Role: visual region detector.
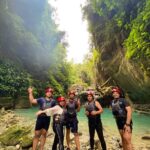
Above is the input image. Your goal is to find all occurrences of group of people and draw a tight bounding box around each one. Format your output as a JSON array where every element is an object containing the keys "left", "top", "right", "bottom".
[{"left": 28, "top": 86, "right": 133, "bottom": 150}]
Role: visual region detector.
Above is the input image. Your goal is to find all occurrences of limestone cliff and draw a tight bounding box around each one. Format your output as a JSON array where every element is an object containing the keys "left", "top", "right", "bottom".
[{"left": 83, "top": 0, "right": 150, "bottom": 103}]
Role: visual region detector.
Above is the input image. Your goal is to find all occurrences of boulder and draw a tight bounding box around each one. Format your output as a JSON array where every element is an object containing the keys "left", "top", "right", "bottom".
[
  {"left": 0, "top": 107, "right": 5, "bottom": 114},
  {"left": 15, "top": 144, "right": 21, "bottom": 149},
  {"left": 21, "top": 135, "right": 33, "bottom": 148},
  {"left": 0, "top": 125, "right": 32, "bottom": 147},
  {"left": 0, "top": 97, "right": 13, "bottom": 109}
]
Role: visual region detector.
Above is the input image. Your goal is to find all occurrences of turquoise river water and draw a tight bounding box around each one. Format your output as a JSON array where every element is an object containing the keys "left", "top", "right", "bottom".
[{"left": 15, "top": 107, "right": 150, "bottom": 136}]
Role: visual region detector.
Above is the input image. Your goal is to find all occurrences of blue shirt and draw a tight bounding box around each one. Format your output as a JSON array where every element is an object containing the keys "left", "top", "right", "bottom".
[{"left": 37, "top": 97, "right": 56, "bottom": 110}]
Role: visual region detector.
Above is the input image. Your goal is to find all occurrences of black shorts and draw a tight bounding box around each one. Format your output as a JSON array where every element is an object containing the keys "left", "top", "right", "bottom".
[
  {"left": 116, "top": 118, "right": 133, "bottom": 130},
  {"left": 35, "top": 116, "right": 50, "bottom": 131},
  {"left": 66, "top": 119, "right": 78, "bottom": 133}
]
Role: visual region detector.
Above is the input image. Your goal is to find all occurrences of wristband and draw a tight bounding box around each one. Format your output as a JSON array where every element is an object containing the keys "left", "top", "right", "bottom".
[{"left": 126, "top": 123, "right": 130, "bottom": 126}]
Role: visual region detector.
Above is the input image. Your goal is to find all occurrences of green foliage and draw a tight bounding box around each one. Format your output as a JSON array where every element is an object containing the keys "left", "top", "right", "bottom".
[
  {"left": 0, "top": 59, "right": 32, "bottom": 97},
  {"left": 83, "top": 0, "right": 147, "bottom": 51},
  {"left": 0, "top": 0, "right": 72, "bottom": 97},
  {"left": 93, "top": 49, "right": 100, "bottom": 63},
  {"left": 67, "top": 53, "right": 95, "bottom": 88},
  {"left": 46, "top": 43, "right": 71, "bottom": 95},
  {"left": 83, "top": 0, "right": 149, "bottom": 73},
  {"left": 83, "top": 0, "right": 150, "bottom": 102},
  {"left": 124, "top": 0, "right": 150, "bottom": 72},
  {"left": 48, "top": 61, "right": 72, "bottom": 95}
]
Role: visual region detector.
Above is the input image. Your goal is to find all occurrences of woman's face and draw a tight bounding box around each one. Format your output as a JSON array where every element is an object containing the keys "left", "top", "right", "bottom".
[
  {"left": 87, "top": 94, "right": 93, "bottom": 102},
  {"left": 112, "top": 92, "right": 120, "bottom": 99},
  {"left": 59, "top": 100, "right": 66, "bottom": 106}
]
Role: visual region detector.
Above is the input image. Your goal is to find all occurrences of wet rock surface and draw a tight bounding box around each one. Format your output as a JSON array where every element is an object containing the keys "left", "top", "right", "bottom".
[{"left": 133, "top": 104, "right": 150, "bottom": 114}]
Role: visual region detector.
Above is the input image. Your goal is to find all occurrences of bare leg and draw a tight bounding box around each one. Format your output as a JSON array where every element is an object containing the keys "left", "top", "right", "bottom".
[
  {"left": 40, "top": 129, "right": 47, "bottom": 150},
  {"left": 123, "top": 129, "right": 132, "bottom": 150},
  {"left": 32, "top": 130, "right": 41, "bottom": 150},
  {"left": 66, "top": 128, "right": 70, "bottom": 149},
  {"left": 119, "top": 129, "right": 132, "bottom": 150},
  {"left": 119, "top": 130, "right": 126, "bottom": 150},
  {"left": 74, "top": 133, "right": 80, "bottom": 150}
]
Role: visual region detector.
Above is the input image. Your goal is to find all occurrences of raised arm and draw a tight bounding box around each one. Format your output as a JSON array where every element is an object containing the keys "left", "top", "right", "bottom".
[{"left": 28, "top": 87, "right": 37, "bottom": 105}]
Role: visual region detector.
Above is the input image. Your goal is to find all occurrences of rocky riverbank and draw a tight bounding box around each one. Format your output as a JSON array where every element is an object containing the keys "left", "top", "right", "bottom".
[
  {"left": 0, "top": 108, "right": 150, "bottom": 150},
  {"left": 133, "top": 104, "right": 150, "bottom": 115}
]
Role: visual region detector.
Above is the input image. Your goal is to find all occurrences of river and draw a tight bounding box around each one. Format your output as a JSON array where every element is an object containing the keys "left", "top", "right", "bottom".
[
  {"left": 15, "top": 107, "right": 150, "bottom": 136},
  {"left": 15, "top": 107, "right": 150, "bottom": 149}
]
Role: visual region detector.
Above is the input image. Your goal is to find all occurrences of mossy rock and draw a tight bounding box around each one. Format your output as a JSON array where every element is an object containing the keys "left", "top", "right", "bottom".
[
  {"left": 21, "top": 135, "right": 33, "bottom": 148},
  {"left": 0, "top": 125, "right": 32, "bottom": 146},
  {"left": 15, "top": 96, "right": 31, "bottom": 109},
  {"left": 0, "top": 97, "right": 13, "bottom": 109}
]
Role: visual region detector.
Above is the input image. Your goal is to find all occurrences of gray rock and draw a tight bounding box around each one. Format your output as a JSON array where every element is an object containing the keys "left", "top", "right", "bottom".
[
  {"left": 6, "top": 110, "right": 14, "bottom": 113},
  {"left": 16, "top": 144, "right": 21, "bottom": 150},
  {"left": 1, "top": 107, "right": 5, "bottom": 114},
  {"left": 142, "top": 136, "right": 150, "bottom": 140}
]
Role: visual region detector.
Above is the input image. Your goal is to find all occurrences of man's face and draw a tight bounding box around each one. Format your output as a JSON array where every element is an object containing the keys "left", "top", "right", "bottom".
[
  {"left": 45, "top": 91, "right": 52, "bottom": 98},
  {"left": 87, "top": 95, "right": 93, "bottom": 102},
  {"left": 69, "top": 93, "right": 75, "bottom": 99},
  {"left": 112, "top": 92, "right": 120, "bottom": 99}
]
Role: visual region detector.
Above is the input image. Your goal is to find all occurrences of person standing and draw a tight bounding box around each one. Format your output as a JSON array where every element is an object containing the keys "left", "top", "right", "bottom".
[
  {"left": 28, "top": 87, "right": 56, "bottom": 150},
  {"left": 66, "top": 90, "right": 80, "bottom": 150},
  {"left": 85, "top": 91, "right": 106, "bottom": 150},
  {"left": 111, "top": 87, "right": 133, "bottom": 150},
  {"left": 36, "top": 96, "right": 67, "bottom": 150}
]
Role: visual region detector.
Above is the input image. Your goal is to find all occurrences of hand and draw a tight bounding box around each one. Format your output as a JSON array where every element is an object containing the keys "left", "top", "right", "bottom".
[
  {"left": 28, "top": 87, "right": 33, "bottom": 94},
  {"left": 36, "top": 110, "right": 43, "bottom": 116},
  {"left": 90, "top": 111, "right": 97, "bottom": 115},
  {"left": 85, "top": 111, "right": 89, "bottom": 116},
  {"left": 123, "top": 124, "right": 131, "bottom": 133}
]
